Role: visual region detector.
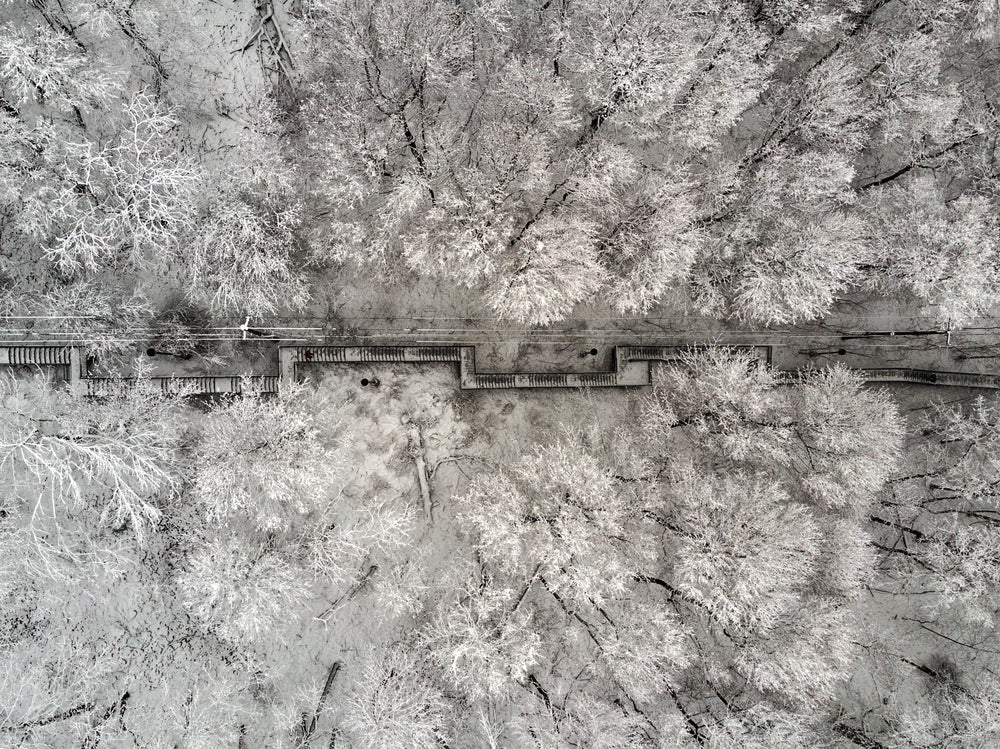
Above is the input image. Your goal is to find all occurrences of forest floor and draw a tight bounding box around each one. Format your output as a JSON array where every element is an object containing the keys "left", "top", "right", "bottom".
[
  {"left": 250, "top": 363, "right": 634, "bottom": 743},
  {"left": 838, "top": 382, "right": 1000, "bottom": 740},
  {"left": 278, "top": 365, "right": 997, "bottom": 745}
]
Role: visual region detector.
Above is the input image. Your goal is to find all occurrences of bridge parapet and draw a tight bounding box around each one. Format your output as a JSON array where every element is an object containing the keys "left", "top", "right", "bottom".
[{"left": 4, "top": 343, "right": 1000, "bottom": 394}]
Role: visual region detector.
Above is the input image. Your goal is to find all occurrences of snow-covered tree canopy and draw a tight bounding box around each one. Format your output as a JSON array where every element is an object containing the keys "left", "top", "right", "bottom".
[{"left": 299, "top": 0, "right": 1000, "bottom": 325}]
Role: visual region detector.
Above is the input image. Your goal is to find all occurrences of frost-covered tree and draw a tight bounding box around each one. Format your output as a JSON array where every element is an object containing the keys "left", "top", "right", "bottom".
[
  {"left": 1, "top": 0, "right": 307, "bottom": 332},
  {"left": 421, "top": 573, "right": 544, "bottom": 706},
  {"left": 864, "top": 177, "right": 1000, "bottom": 326},
  {"left": 690, "top": 0, "right": 1000, "bottom": 324},
  {"left": 631, "top": 350, "right": 902, "bottom": 724},
  {"left": 879, "top": 395, "right": 1000, "bottom": 627},
  {"left": 191, "top": 383, "right": 340, "bottom": 531},
  {"left": 337, "top": 648, "right": 449, "bottom": 749},
  {"left": 441, "top": 436, "right": 681, "bottom": 739},
  {"left": 729, "top": 600, "right": 856, "bottom": 708},
  {"left": 0, "top": 486, "right": 258, "bottom": 749},
  {"left": 181, "top": 381, "right": 413, "bottom": 653},
  {"left": 586, "top": 157, "right": 703, "bottom": 315},
  {"left": 893, "top": 677, "right": 1000, "bottom": 749},
  {"left": 694, "top": 147, "right": 871, "bottom": 324},
  {"left": 176, "top": 529, "right": 313, "bottom": 649},
  {"left": 484, "top": 214, "right": 607, "bottom": 327},
  {"left": 0, "top": 21, "right": 120, "bottom": 122},
  {"left": 298, "top": 0, "right": 768, "bottom": 324},
  {"left": 435, "top": 353, "right": 902, "bottom": 740},
  {"left": 664, "top": 469, "right": 821, "bottom": 634},
  {"left": 786, "top": 364, "right": 905, "bottom": 513},
  {"left": 458, "top": 440, "right": 652, "bottom": 608},
  {"left": 0, "top": 16, "right": 202, "bottom": 271},
  {"left": 0, "top": 373, "right": 186, "bottom": 546},
  {"left": 509, "top": 692, "right": 652, "bottom": 749},
  {"left": 184, "top": 110, "right": 308, "bottom": 318},
  {"left": 26, "top": 94, "right": 202, "bottom": 276},
  {"left": 0, "top": 611, "right": 126, "bottom": 747},
  {"left": 828, "top": 387, "right": 1000, "bottom": 749},
  {"left": 4, "top": 0, "right": 227, "bottom": 106},
  {"left": 642, "top": 349, "right": 902, "bottom": 516},
  {"left": 702, "top": 704, "right": 842, "bottom": 749},
  {"left": 0, "top": 22, "right": 206, "bottom": 346},
  {"left": 870, "top": 32, "right": 963, "bottom": 150}
]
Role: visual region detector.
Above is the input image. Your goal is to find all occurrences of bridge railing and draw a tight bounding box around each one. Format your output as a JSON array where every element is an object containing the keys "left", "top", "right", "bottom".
[{"left": 4, "top": 344, "right": 1000, "bottom": 393}]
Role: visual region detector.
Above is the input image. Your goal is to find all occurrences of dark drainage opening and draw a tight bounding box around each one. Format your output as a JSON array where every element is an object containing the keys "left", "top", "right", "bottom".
[
  {"left": 360, "top": 378, "right": 369, "bottom": 386},
  {"left": 146, "top": 347, "right": 157, "bottom": 357},
  {"left": 837, "top": 348, "right": 846, "bottom": 356},
  {"left": 590, "top": 348, "right": 598, "bottom": 356}
]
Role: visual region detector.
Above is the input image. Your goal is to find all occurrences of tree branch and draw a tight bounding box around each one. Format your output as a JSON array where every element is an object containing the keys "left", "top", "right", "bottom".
[{"left": 2, "top": 701, "right": 97, "bottom": 732}]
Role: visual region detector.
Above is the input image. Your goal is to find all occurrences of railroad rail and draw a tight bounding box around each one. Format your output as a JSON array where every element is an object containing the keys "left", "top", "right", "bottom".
[{"left": 3, "top": 343, "right": 1000, "bottom": 394}]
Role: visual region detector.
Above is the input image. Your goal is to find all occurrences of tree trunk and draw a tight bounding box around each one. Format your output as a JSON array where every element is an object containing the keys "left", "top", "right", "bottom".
[
  {"left": 95, "top": 1, "right": 169, "bottom": 92},
  {"left": 301, "top": 661, "right": 342, "bottom": 741},
  {"left": 833, "top": 723, "right": 890, "bottom": 749}
]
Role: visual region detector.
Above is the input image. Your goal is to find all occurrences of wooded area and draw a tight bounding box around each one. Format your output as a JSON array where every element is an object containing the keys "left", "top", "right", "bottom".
[{"left": 2, "top": 0, "right": 1000, "bottom": 747}]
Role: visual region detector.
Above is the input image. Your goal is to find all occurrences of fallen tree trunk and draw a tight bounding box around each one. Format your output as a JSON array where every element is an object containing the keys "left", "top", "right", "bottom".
[
  {"left": 406, "top": 424, "right": 433, "bottom": 521},
  {"left": 301, "top": 662, "right": 343, "bottom": 743}
]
